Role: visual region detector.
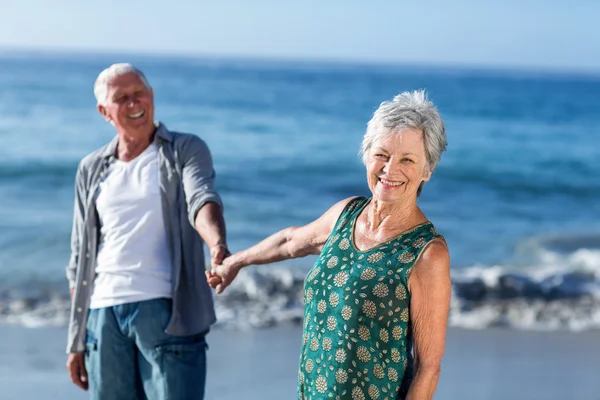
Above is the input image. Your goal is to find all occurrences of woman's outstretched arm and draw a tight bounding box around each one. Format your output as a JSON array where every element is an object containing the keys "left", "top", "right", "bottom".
[{"left": 207, "top": 196, "right": 357, "bottom": 294}]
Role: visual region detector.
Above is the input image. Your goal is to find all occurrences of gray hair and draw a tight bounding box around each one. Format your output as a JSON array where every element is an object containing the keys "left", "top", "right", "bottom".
[
  {"left": 361, "top": 90, "right": 447, "bottom": 169},
  {"left": 93, "top": 63, "right": 151, "bottom": 105},
  {"left": 360, "top": 90, "right": 447, "bottom": 196}
]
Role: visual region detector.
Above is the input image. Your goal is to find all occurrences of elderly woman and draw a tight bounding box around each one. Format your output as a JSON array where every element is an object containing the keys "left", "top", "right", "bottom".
[{"left": 208, "top": 90, "right": 450, "bottom": 400}]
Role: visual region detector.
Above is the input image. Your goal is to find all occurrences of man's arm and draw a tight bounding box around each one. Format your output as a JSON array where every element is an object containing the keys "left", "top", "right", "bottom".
[
  {"left": 65, "top": 161, "right": 89, "bottom": 391},
  {"left": 67, "top": 162, "right": 86, "bottom": 296},
  {"left": 195, "top": 202, "right": 228, "bottom": 266},
  {"left": 179, "top": 135, "right": 227, "bottom": 265}
]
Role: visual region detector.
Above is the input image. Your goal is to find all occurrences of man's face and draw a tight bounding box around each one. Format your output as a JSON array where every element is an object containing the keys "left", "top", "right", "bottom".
[{"left": 98, "top": 72, "right": 155, "bottom": 137}]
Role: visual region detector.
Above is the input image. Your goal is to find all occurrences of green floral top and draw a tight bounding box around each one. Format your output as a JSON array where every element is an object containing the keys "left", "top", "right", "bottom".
[{"left": 298, "top": 197, "right": 442, "bottom": 400}]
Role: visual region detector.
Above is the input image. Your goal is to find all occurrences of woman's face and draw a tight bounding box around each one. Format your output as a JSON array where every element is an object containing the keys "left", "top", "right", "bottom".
[{"left": 366, "top": 129, "right": 432, "bottom": 204}]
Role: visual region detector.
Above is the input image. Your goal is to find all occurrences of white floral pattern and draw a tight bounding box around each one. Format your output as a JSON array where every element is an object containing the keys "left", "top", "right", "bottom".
[{"left": 298, "top": 197, "right": 442, "bottom": 399}]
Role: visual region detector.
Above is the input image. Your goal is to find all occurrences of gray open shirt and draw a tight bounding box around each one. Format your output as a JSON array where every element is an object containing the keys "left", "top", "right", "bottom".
[{"left": 66, "top": 122, "right": 220, "bottom": 353}]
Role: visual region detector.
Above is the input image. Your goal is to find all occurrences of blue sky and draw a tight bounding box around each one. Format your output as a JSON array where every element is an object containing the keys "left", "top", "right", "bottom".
[{"left": 1, "top": 0, "right": 599, "bottom": 72}]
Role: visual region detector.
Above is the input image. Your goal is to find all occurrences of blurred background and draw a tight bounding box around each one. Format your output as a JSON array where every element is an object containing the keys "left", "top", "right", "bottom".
[{"left": 0, "top": 1, "right": 599, "bottom": 399}]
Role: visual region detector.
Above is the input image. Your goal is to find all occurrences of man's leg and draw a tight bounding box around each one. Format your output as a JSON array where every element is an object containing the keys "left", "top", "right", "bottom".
[
  {"left": 85, "top": 307, "right": 142, "bottom": 400},
  {"left": 132, "top": 298, "right": 208, "bottom": 400}
]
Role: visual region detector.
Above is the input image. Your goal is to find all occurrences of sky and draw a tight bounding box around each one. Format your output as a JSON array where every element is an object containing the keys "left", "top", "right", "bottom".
[{"left": 1, "top": 0, "right": 599, "bottom": 72}]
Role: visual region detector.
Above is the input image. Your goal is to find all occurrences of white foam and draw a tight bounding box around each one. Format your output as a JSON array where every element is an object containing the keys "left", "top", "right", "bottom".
[{"left": 3, "top": 247, "right": 600, "bottom": 332}]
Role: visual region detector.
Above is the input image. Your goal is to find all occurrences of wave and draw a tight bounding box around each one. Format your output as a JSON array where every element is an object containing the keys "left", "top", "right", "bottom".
[
  {"left": 436, "top": 164, "right": 600, "bottom": 198},
  {"left": 0, "top": 161, "right": 76, "bottom": 183},
  {"left": 210, "top": 247, "right": 600, "bottom": 331},
  {"left": 3, "top": 248, "right": 599, "bottom": 333},
  {"left": 450, "top": 247, "right": 600, "bottom": 331},
  {"left": 0, "top": 284, "right": 71, "bottom": 328}
]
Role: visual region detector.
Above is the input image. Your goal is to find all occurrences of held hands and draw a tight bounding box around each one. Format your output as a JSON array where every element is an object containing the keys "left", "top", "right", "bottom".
[
  {"left": 209, "top": 243, "right": 230, "bottom": 267},
  {"left": 205, "top": 246, "right": 241, "bottom": 295}
]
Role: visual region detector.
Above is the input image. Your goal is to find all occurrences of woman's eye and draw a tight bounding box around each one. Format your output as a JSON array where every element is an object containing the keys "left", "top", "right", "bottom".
[{"left": 374, "top": 154, "right": 388, "bottom": 159}]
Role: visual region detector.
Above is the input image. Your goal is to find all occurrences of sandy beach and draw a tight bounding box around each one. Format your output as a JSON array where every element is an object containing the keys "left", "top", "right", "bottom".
[{"left": 1, "top": 323, "right": 598, "bottom": 400}]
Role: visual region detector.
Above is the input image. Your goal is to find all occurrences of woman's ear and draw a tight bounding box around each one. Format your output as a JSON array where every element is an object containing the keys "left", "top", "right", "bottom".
[{"left": 422, "top": 165, "right": 434, "bottom": 183}]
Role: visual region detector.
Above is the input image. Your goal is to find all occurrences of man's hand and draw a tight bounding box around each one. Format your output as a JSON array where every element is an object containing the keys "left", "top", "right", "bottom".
[
  {"left": 205, "top": 256, "right": 241, "bottom": 295},
  {"left": 66, "top": 352, "right": 88, "bottom": 391},
  {"left": 209, "top": 243, "right": 230, "bottom": 267}
]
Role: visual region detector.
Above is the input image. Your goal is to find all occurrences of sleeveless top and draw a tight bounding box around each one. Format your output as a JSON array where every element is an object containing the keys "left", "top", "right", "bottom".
[{"left": 298, "top": 197, "right": 443, "bottom": 400}]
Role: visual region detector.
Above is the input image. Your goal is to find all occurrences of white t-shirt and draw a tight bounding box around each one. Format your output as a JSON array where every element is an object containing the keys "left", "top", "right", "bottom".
[{"left": 90, "top": 142, "right": 173, "bottom": 309}]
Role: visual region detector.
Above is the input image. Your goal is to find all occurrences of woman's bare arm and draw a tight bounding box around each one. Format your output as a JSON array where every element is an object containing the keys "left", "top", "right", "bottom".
[
  {"left": 208, "top": 196, "right": 357, "bottom": 293},
  {"left": 406, "top": 238, "right": 451, "bottom": 400}
]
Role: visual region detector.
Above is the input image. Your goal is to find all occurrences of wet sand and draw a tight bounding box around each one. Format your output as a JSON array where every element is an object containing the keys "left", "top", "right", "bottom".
[{"left": 1, "top": 324, "right": 598, "bottom": 399}]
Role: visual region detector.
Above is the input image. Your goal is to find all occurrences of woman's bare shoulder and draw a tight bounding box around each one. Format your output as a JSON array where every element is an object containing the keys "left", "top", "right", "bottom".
[{"left": 413, "top": 237, "right": 450, "bottom": 278}]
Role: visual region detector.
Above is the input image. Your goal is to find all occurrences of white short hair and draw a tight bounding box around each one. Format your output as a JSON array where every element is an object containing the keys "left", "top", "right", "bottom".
[
  {"left": 93, "top": 63, "right": 150, "bottom": 105},
  {"left": 360, "top": 90, "right": 447, "bottom": 170}
]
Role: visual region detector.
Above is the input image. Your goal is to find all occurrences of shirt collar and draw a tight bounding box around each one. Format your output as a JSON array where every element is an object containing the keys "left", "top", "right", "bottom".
[{"left": 102, "top": 121, "right": 172, "bottom": 159}]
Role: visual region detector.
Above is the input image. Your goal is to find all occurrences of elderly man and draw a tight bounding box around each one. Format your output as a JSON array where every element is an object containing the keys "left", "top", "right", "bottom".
[{"left": 65, "top": 63, "right": 227, "bottom": 399}]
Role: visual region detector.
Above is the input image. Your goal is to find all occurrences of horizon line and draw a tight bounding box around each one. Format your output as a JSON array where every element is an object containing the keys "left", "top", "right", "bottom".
[{"left": 1, "top": 45, "right": 599, "bottom": 80}]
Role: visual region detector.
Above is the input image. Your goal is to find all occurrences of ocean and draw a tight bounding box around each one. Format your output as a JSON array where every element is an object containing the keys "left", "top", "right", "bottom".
[{"left": 1, "top": 52, "right": 599, "bottom": 332}]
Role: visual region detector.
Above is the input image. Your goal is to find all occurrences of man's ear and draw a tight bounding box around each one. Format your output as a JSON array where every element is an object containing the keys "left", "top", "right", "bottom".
[{"left": 97, "top": 104, "right": 111, "bottom": 123}]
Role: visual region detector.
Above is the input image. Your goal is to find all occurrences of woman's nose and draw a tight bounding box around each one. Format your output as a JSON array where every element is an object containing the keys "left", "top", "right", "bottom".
[{"left": 383, "top": 160, "right": 400, "bottom": 175}]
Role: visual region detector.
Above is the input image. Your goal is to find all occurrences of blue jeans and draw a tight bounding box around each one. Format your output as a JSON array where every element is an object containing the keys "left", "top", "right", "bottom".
[{"left": 85, "top": 298, "right": 207, "bottom": 400}]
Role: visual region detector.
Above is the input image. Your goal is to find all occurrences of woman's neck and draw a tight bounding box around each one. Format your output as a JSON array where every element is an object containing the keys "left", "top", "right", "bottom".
[{"left": 365, "top": 198, "right": 423, "bottom": 233}]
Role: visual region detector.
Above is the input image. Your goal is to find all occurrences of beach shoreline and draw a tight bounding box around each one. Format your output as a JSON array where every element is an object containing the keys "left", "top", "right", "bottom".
[{"left": 1, "top": 323, "right": 598, "bottom": 400}]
